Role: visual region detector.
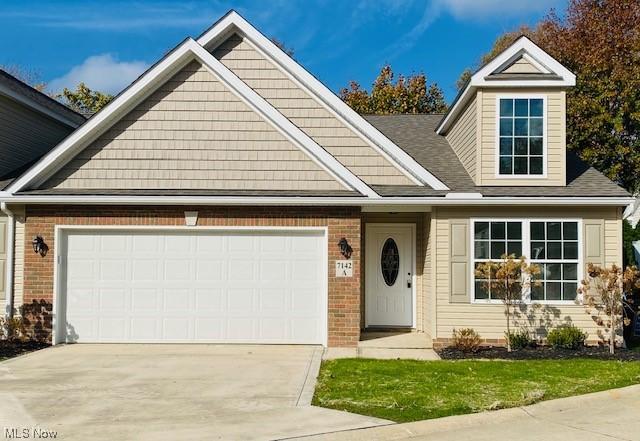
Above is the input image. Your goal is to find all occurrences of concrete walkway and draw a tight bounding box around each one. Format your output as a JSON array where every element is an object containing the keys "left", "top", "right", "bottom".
[
  {"left": 293, "top": 384, "right": 640, "bottom": 440},
  {"left": 0, "top": 344, "right": 389, "bottom": 441}
]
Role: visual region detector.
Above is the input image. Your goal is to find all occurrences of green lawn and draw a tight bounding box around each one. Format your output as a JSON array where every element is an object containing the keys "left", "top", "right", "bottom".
[{"left": 313, "top": 359, "right": 640, "bottom": 423}]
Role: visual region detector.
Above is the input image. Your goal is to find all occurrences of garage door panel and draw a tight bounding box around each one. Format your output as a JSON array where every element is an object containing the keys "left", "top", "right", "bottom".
[{"left": 62, "top": 230, "right": 326, "bottom": 344}]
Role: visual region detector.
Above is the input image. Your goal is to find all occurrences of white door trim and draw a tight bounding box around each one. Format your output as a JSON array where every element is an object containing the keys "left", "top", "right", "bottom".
[
  {"left": 52, "top": 225, "right": 329, "bottom": 346},
  {"left": 364, "top": 223, "right": 416, "bottom": 328}
]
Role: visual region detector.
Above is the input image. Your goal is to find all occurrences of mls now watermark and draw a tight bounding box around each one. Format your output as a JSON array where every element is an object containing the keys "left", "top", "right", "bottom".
[{"left": 4, "top": 427, "right": 58, "bottom": 439}]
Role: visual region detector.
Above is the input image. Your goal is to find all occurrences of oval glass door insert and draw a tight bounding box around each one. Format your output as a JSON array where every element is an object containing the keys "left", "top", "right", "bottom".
[{"left": 381, "top": 238, "right": 400, "bottom": 286}]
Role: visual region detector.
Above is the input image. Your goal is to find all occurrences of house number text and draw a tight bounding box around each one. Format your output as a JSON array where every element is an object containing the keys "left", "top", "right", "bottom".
[{"left": 335, "top": 260, "right": 353, "bottom": 277}]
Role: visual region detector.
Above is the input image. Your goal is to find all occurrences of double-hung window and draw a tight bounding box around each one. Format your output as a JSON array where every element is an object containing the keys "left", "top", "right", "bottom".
[
  {"left": 472, "top": 219, "right": 580, "bottom": 303},
  {"left": 498, "top": 97, "right": 544, "bottom": 176}
]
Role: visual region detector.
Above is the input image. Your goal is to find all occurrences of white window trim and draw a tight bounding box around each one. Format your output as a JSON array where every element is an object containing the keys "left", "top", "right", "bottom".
[
  {"left": 469, "top": 218, "right": 583, "bottom": 305},
  {"left": 494, "top": 94, "right": 548, "bottom": 179}
]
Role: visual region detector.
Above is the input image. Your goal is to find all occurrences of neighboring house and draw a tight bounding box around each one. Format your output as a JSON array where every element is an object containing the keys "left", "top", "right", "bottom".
[
  {"left": 0, "top": 11, "right": 631, "bottom": 347},
  {"left": 0, "top": 69, "right": 85, "bottom": 314}
]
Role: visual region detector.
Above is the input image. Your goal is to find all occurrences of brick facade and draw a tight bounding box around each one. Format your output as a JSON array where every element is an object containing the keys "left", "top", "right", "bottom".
[{"left": 23, "top": 205, "right": 362, "bottom": 347}]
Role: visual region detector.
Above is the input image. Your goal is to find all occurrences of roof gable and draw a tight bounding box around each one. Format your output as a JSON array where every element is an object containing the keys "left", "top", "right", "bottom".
[
  {"left": 197, "top": 11, "right": 448, "bottom": 191},
  {"left": 41, "top": 61, "right": 348, "bottom": 192},
  {"left": 437, "top": 36, "right": 575, "bottom": 134},
  {"left": 6, "top": 39, "right": 378, "bottom": 197}
]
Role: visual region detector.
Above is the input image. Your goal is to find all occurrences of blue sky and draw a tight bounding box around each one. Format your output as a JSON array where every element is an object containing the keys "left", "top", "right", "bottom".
[{"left": 0, "top": 0, "right": 567, "bottom": 103}]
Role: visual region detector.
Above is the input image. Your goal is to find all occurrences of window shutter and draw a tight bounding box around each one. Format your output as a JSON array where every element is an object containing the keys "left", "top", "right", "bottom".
[
  {"left": 584, "top": 219, "right": 604, "bottom": 267},
  {"left": 450, "top": 219, "right": 470, "bottom": 303},
  {"left": 583, "top": 219, "right": 604, "bottom": 304},
  {"left": 0, "top": 220, "right": 5, "bottom": 295}
]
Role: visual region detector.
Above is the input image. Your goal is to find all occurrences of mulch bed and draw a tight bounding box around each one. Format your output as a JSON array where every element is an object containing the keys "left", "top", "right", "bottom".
[
  {"left": 437, "top": 345, "right": 640, "bottom": 361},
  {"left": 0, "top": 340, "right": 50, "bottom": 360}
]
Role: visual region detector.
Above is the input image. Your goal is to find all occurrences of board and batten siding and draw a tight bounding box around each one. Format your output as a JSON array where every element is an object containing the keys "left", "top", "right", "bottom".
[
  {"left": 478, "top": 88, "right": 566, "bottom": 186},
  {"left": 432, "top": 206, "right": 622, "bottom": 342},
  {"left": 42, "top": 62, "right": 345, "bottom": 191},
  {"left": 444, "top": 95, "right": 477, "bottom": 181},
  {"left": 0, "top": 96, "right": 74, "bottom": 178},
  {"left": 210, "top": 34, "right": 414, "bottom": 186}
]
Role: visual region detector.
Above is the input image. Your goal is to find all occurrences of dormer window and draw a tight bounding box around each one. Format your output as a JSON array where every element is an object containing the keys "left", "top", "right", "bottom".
[{"left": 498, "top": 97, "right": 545, "bottom": 176}]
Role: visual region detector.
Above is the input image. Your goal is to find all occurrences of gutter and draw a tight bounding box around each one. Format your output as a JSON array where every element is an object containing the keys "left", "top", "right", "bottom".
[
  {"left": 0, "top": 194, "right": 633, "bottom": 207},
  {"left": 1, "top": 202, "right": 14, "bottom": 317}
]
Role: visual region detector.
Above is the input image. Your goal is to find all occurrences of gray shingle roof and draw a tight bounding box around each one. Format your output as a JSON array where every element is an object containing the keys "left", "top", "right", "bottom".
[
  {"left": 365, "top": 114, "right": 630, "bottom": 198},
  {"left": 0, "top": 69, "right": 86, "bottom": 127}
]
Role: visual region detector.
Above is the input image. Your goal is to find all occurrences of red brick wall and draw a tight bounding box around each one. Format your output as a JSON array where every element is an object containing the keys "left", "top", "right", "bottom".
[{"left": 23, "top": 205, "right": 362, "bottom": 347}]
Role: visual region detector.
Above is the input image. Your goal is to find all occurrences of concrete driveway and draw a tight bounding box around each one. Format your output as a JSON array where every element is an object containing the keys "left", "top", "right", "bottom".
[{"left": 0, "top": 345, "right": 388, "bottom": 440}]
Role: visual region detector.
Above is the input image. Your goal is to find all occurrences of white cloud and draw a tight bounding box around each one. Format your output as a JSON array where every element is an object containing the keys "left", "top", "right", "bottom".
[
  {"left": 48, "top": 54, "right": 149, "bottom": 95},
  {"left": 434, "top": 0, "right": 562, "bottom": 20}
]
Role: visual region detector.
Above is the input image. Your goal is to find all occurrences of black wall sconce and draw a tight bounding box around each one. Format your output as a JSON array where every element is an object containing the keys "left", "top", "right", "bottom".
[
  {"left": 338, "top": 237, "right": 353, "bottom": 259},
  {"left": 32, "top": 235, "right": 48, "bottom": 257}
]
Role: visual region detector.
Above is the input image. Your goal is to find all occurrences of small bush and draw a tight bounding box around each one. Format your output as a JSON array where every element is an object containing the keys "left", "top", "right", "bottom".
[
  {"left": 451, "top": 328, "right": 482, "bottom": 352},
  {"left": 547, "top": 325, "right": 587, "bottom": 349},
  {"left": 506, "top": 329, "right": 534, "bottom": 350},
  {"left": 0, "top": 316, "right": 28, "bottom": 342}
]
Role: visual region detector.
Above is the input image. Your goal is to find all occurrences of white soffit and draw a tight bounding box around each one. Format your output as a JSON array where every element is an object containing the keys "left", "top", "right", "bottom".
[
  {"left": 436, "top": 36, "right": 576, "bottom": 135},
  {"left": 197, "top": 11, "right": 449, "bottom": 191}
]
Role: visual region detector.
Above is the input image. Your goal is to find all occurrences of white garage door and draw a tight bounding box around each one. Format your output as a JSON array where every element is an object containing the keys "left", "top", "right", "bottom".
[{"left": 58, "top": 229, "right": 326, "bottom": 344}]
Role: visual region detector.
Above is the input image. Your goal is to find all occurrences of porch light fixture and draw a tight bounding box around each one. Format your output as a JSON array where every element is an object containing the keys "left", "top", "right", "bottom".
[
  {"left": 338, "top": 238, "right": 353, "bottom": 259},
  {"left": 32, "top": 235, "right": 48, "bottom": 257}
]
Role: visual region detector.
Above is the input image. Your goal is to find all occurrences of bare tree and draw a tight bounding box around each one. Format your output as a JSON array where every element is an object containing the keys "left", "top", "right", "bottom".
[{"left": 579, "top": 264, "right": 640, "bottom": 354}]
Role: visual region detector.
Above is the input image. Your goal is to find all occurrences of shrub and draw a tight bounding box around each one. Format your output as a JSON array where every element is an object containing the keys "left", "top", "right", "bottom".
[
  {"left": 506, "top": 329, "right": 534, "bottom": 350},
  {"left": 451, "top": 328, "right": 482, "bottom": 352},
  {"left": 547, "top": 325, "right": 587, "bottom": 349},
  {"left": 0, "top": 316, "right": 28, "bottom": 342}
]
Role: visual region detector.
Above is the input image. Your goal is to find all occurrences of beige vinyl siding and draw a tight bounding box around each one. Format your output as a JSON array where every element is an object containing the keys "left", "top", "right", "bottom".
[
  {"left": 0, "top": 214, "right": 6, "bottom": 309},
  {"left": 478, "top": 88, "right": 566, "bottom": 186},
  {"left": 500, "top": 56, "right": 543, "bottom": 74},
  {"left": 12, "top": 206, "right": 25, "bottom": 312},
  {"left": 211, "top": 34, "right": 414, "bottom": 186},
  {"left": 362, "top": 212, "right": 427, "bottom": 332},
  {"left": 0, "top": 96, "right": 74, "bottom": 178},
  {"left": 43, "top": 61, "right": 345, "bottom": 191},
  {"left": 445, "top": 95, "right": 477, "bottom": 181},
  {"left": 433, "top": 206, "right": 622, "bottom": 342}
]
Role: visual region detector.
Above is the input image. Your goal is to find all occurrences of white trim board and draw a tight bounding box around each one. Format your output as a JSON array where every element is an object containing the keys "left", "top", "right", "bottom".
[
  {"left": 437, "top": 36, "right": 576, "bottom": 135},
  {"left": 6, "top": 39, "right": 378, "bottom": 198},
  {"left": 0, "top": 193, "right": 633, "bottom": 206},
  {"left": 197, "top": 10, "right": 449, "bottom": 190}
]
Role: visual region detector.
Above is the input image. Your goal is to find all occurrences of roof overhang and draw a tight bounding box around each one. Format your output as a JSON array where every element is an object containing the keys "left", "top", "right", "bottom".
[
  {"left": 0, "top": 192, "right": 632, "bottom": 207},
  {"left": 436, "top": 36, "right": 576, "bottom": 135}
]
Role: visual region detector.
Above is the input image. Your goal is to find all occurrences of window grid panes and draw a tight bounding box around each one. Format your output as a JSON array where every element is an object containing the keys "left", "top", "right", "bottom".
[
  {"left": 473, "top": 221, "right": 522, "bottom": 300},
  {"left": 499, "top": 98, "right": 544, "bottom": 176},
  {"left": 530, "top": 221, "right": 579, "bottom": 301}
]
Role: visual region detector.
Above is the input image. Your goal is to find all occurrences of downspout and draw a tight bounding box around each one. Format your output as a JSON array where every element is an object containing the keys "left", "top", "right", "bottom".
[{"left": 1, "top": 202, "right": 14, "bottom": 317}]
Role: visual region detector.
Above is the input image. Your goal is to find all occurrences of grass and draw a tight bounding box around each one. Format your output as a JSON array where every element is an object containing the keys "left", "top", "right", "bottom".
[{"left": 313, "top": 358, "right": 640, "bottom": 423}]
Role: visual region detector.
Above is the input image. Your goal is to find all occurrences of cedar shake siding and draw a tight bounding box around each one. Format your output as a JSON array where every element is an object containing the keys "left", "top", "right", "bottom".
[
  {"left": 22, "top": 205, "right": 362, "bottom": 347},
  {"left": 42, "top": 62, "right": 345, "bottom": 192},
  {"left": 211, "top": 34, "right": 414, "bottom": 186}
]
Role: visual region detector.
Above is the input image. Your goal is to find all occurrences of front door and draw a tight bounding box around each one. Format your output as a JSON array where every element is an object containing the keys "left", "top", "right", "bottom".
[{"left": 365, "top": 224, "right": 414, "bottom": 327}]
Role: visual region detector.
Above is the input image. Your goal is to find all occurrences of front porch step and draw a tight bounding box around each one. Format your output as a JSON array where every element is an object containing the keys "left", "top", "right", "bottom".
[
  {"left": 359, "top": 331, "right": 433, "bottom": 349},
  {"left": 323, "top": 347, "right": 440, "bottom": 360}
]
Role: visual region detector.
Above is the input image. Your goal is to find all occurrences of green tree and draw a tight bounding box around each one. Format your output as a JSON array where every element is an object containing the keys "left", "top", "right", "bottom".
[
  {"left": 59, "top": 83, "right": 113, "bottom": 116},
  {"left": 457, "top": 0, "right": 640, "bottom": 192},
  {"left": 340, "top": 65, "right": 447, "bottom": 114}
]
